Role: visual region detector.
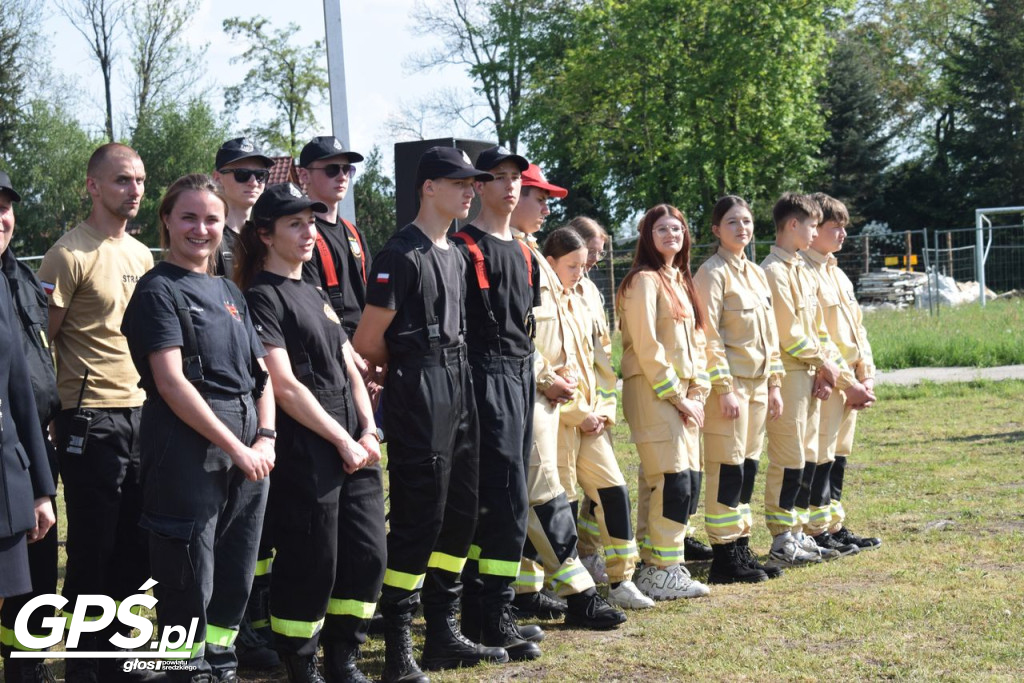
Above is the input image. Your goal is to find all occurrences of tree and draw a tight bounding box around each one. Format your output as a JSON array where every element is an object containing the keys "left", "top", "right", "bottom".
[
  {"left": 945, "top": 0, "right": 1024, "bottom": 213},
  {"left": 5, "top": 99, "right": 97, "bottom": 256},
  {"left": 130, "top": 98, "right": 229, "bottom": 245},
  {"left": 126, "top": 0, "right": 205, "bottom": 134},
  {"left": 408, "top": 0, "right": 571, "bottom": 151},
  {"left": 525, "top": 0, "right": 850, "bottom": 233},
  {"left": 0, "top": 0, "right": 44, "bottom": 152},
  {"left": 353, "top": 146, "right": 397, "bottom": 254},
  {"left": 820, "top": 30, "right": 895, "bottom": 225},
  {"left": 223, "top": 16, "right": 329, "bottom": 158},
  {"left": 57, "top": 0, "right": 127, "bottom": 142}
]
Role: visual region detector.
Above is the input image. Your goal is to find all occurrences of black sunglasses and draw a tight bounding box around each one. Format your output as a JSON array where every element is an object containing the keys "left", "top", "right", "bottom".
[
  {"left": 220, "top": 168, "right": 270, "bottom": 184},
  {"left": 307, "top": 163, "right": 357, "bottom": 179}
]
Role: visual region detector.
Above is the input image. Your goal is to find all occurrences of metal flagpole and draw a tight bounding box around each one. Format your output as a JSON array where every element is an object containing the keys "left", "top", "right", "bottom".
[{"left": 322, "top": 0, "right": 356, "bottom": 223}]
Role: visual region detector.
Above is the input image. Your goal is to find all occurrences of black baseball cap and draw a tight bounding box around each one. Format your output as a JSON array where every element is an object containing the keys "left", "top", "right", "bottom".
[
  {"left": 416, "top": 147, "right": 494, "bottom": 186},
  {"left": 251, "top": 183, "right": 328, "bottom": 225},
  {"left": 216, "top": 137, "right": 274, "bottom": 169},
  {"left": 0, "top": 171, "right": 20, "bottom": 202},
  {"left": 299, "top": 136, "right": 364, "bottom": 167},
  {"left": 475, "top": 145, "right": 529, "bottom": 172}
]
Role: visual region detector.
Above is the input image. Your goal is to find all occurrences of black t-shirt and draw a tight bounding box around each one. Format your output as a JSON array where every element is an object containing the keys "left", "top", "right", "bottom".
[
  {"left": 214, "top": 227, "right": 239, "bottom": 279},
  {"left": 301, "top": 215, "right": 372, "bottom": 336},
  {"left": 364, "top": 224, "right": 465, "bottom": 357},
  {"left": 245, "top": 271, "right": 351, "bottom": 391},
  {"left": 454, "top": 224, "right": 541, "bottom": 357},
  {"left": 122, "top": 261, "right": 266, "bottom": 396}
]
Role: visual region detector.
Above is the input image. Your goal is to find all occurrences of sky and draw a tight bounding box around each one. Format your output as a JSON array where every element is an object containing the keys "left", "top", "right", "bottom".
[{"left": 41, "top": 0, "right": 482, "bottom": 169}]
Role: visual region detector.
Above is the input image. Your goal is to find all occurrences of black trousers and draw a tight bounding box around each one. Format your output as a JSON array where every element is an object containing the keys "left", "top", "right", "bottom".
[
  {"left": 139, "top": 394, "right": 268, "bottom": 680},
  {"left": 55, "top": 407, "right": 149, "bottom": 621},
  {"left": 269, "top": 388, "right": 386, "bottom": 657},
  {"left": 379, "top": 345, "right": 479, "bottom": 618},
  {"left": 462, "top": 353, "right": 533, "bottom": 610},
  {"left": 0, "top": 434, "right": 58, "bottom": 657}
]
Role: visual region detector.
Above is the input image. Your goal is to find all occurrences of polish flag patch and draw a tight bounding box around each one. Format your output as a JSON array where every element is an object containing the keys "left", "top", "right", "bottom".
[
  {"left": 376, "top": 273, "right": 390, "bottom": 284},
  {"left": 40, "top": 281, "right": 55, "bottom": 297}
]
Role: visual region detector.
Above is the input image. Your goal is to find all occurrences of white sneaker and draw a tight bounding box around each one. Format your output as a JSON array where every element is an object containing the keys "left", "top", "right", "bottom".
[
  {"left": 767, "top": 532, "right": 823, "bottom": 568},
  {"left": 795, "top": 531, "right": 839, "bottom": 561},
  {"left": 606, "top": 580, "right": 655, "bottom": 609},
  {"left": 634, "top": 564, "right": 710, "bottom": 601},
  {"left": 579, "top": 553, "right": 609, "bottom": 584}
]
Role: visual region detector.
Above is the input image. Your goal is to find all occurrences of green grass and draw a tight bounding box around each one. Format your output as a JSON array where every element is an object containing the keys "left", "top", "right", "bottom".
[
  {"left": 865, "top": 297, "right": 1024, "bottom": 369},
  {"left": 11, "top": 381, "right": 1023, "bottom": 681}
]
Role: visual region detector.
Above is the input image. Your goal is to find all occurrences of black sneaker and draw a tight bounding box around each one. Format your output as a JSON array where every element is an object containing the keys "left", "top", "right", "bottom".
[
  {"left": 564, "top": 590, "right": 627, "bottom": 630},
  {"left": 812, "top": 531, "right": 860, "bottom": 557},
  {"left": 684, "top": 536, "right": 714, "bottom": 562},
  {"left": 832, "top": 527, "right": 882, "bottom": 550},
  {"left": 512, "top": 590, "right": 567, "bottom": 620}
]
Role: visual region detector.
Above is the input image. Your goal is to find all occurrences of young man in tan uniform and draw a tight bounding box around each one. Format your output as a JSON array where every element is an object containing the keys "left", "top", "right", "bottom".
[
  {"left": 759, "top": 193, "right": 870, "bottom": 568},
  {"left": 802, "top": 193, "right": 881, "bottom": 550},
  {"left": 36, "top": 143, "right": 154, "bottom": 681}
]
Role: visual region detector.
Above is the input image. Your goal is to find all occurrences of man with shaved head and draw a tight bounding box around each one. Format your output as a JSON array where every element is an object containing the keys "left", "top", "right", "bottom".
[{"left": 37, "top": 143, "right": 155, "bottom": 682}]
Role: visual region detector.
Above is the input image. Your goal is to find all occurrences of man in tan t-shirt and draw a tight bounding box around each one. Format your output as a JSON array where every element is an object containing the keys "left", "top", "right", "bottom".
[{"left": 36, "top": 143, "right": 154, "bottom": 681}]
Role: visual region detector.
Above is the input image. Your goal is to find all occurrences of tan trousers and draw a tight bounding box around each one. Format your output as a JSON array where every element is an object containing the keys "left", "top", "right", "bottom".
[
  {"left": 828, "top": 398, "right": 858, "bottom": 533},
  {"left": 764, "top": 369, "right": 819, "bottom": 536},
  {"left": 557, "top": 425, "right": 638, "bottom": 583},
  {"left": 702, "top": 376, "right": 769, "bottom": 544},
  {"left": 516, "top": 394, "right": 595, "bottom": 597}
]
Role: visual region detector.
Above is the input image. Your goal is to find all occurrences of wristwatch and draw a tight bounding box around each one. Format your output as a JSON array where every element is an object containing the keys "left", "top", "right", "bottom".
[
  {"left": 361, "top": 427, "right": 384, "bottom": 443},
  {"left": 255, "top": 427, "right": 277, "bottom": 442}
]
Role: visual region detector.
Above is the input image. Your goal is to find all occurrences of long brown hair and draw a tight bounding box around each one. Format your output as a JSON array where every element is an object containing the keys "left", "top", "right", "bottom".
[
  {"left": 158, "top": 174, "right": 228, "bottom": 275},
  {"left": 232, "top": 213, "right": 276, "bottom": 291},
  {"left": 616, "top": 204, "right": 704, "bottom": 329}
]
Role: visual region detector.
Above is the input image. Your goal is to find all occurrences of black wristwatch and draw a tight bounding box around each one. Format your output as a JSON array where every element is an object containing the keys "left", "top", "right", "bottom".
[{"left": 255, "top": 427, "right": 277, "bottom": 443}]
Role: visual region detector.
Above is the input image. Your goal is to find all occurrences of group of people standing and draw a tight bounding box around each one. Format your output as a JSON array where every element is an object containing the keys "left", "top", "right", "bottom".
[{"left": 0, "top": 134, "right": 880, "bottom": 683}]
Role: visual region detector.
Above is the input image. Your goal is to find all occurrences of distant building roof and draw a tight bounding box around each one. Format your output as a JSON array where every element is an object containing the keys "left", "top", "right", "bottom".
[{"left": 269, "top": 156, "right": 299, "bottom": 185}]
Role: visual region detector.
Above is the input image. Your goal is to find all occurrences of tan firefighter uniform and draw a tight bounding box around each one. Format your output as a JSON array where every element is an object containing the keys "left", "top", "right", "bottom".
[
  {"left": 760, "top": 246, "right": 854, "bottom": 537},
  {"left": 557, "top": 282, "right": 639, "bottom": 584},
  {"left": 695, "top": 247, "right": 785, "bottom": 544},
  {"left": 800, "top": 248, "right": 875, "bottom": 534},
  {"left": 512, "top": 231, "right": 595, "bottom": 597},
  {"left": 619, "top": 268, "right": 710, "bottom": 567}
]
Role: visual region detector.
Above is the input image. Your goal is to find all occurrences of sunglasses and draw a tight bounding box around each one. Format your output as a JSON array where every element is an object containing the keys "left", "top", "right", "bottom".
[
  {"left": 220, "top": 168, "right": 270, "bottom": 184},
  {"left": 307, "top": 163, "right": 357, "bottom": 179}
]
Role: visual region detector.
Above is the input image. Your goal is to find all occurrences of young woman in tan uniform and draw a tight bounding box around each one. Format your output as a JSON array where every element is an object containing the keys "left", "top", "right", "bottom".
[
  {"left": 617, "top": 204, "right": 711, "bottom": 601},
  {"left": 543, "top": 228, "right": 652, "bottom": 610},
  {"left": 694, "top": 196, "right": 785, "bottom": 584}
]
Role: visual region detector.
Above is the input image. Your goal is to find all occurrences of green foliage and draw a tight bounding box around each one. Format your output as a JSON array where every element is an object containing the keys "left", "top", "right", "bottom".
[
  {"left": 0, "top": 1, "right": 41, "bottom": 152},
  {"left": 864, "top": 297, "right": 1024, "bottom": 368},
  {"left": 353, "top": 146, "right": 397, "bottom": 254},
  {"left": 130, "top": 99, "right": 229, "bottom": 246},
  {"left": 4, "top": 99, "right": 97, "bottom": 256},
  {"left": 524, "top": 0, "right": 850, "bottom": 234},
  {"left": 223, "top": 16, "right": 329, "bottom": 158}
]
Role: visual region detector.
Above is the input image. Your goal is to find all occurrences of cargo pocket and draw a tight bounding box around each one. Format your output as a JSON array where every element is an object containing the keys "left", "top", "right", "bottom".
[
  {"left": 14, "top": 443, "right": 30, "bottom": 470},
  {"left": 139, "top": 512, "right": 195, "bottom": 591}
]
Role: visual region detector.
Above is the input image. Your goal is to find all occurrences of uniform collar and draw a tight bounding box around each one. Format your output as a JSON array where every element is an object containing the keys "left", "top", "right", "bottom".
[
  {"left": 511, "top": 228, "right": 538, "bottom": 248},
  {"left": 770, "top": 244, "right": 799, "bottom": 263},
  {"left": 717, "top": 246, "right": 748, "bottom": 270},
  {"left": 802, "top": 248, "right": 829, "bottom": 266}
]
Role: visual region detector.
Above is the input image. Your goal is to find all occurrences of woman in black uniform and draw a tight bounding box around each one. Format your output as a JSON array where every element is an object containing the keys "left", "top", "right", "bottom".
[
  {"left": 236, "top": 183, "right": 385, "bottom": 683},
  {"left": 121, "top": 174, "right": 276, "bottom": 683}
]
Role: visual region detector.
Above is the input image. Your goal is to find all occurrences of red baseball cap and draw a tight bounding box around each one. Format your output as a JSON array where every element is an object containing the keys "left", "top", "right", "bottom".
[{"left": 521, "top": 163, "right": 568, "bottom": 199}]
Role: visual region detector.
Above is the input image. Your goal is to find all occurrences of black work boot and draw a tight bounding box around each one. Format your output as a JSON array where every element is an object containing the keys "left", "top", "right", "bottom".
[
  {"left": 323, "top": 641, "right": 371, "bottom": 683},
  {"left": 3, "top": 658, "right": 57, "bottom": 683},
  {"left": 511, "top": 590, "right": 567, "bottom": 620},
  {"left": 708, "top": 541, "right": 769, "bottom": 584},
  {"left": 283, "top": 653, "right": 326, "bottom": 683},
  {"left": 736, "top": 536, "right": 783, "bottom": 579},
  {"left": 381, "top": 613, "right": 429, "bottom": 683},
  {"left": 420, "top": 606, "right": 509, "bottom": 671},
  {"left": 683, "top": 536, "right": 714, "bottom": 562},
  {"left": 480, "top": 604, "right": 542, "bottom": 662},
  {"left": 516, "top": 623, "right": 545, "bottom": 643}
]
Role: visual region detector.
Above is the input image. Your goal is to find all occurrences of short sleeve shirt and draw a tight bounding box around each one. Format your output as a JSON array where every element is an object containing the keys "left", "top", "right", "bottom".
[
  {"left": 246, "top": 271, "right": 351, "bottom": 391},
  {"left": 121, "top": 261, "right": 266, "bottom": 396},
  {"left": 453, "top": 224, "right": 541, "bottom": 357},
  {"left": 302, "top": 216, "right": 373, "bottom": 336},
  {"left": 364, "top": 224, "right": 465, "bottom": 356},
  {"left": 36, "top": 222, "right": 153, "bottom": 409}
]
